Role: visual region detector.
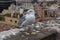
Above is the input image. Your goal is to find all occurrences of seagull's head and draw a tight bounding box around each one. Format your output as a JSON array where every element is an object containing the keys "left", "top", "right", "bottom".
[{"left": 25, "top": 9, "right": 35, "bottom": 14}]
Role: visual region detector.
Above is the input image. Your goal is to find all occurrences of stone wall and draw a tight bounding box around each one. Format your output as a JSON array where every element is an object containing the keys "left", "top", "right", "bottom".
[{"left": 0, "top": 17, "right": 19, "bottom": 27}]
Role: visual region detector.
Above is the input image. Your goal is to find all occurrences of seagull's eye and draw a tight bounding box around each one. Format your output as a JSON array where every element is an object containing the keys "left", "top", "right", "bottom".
[{"left": 29, "top": 11, "right": 32, "bottom": 12}]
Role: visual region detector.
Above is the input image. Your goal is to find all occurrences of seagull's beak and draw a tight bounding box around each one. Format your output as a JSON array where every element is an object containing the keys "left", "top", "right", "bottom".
[
  {"left": 25, "top": 12, "right": 27, "bottom": 14},
  {"left": 25, "top": 11, "right": 28, "bottom": 14}
]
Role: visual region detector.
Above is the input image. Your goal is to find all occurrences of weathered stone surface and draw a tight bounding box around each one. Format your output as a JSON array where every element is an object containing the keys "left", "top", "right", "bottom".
[{"left": 0, "top": 28, "right": 57, "bottom": 40}]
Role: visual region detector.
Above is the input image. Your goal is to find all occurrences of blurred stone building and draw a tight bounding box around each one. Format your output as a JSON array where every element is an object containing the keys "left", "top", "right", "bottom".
[{"left": 0, "top": 0, "right": 16, "bottom": 13}]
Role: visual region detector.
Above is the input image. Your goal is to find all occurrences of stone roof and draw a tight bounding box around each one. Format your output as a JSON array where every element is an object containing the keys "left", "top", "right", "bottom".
[
  {"left": 37, "top": 0, "right": 56, "bottom": 2},
  {"left": 15, "top": 0, "right": 55, "bottom": 2},
  {"left": 16, "top": 0, "right": 33, "bottom": 2}
]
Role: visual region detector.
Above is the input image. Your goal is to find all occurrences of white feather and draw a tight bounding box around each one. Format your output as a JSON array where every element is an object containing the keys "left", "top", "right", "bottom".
[{"left": 20, "top": 9, "right": 35, "bottom": 27}]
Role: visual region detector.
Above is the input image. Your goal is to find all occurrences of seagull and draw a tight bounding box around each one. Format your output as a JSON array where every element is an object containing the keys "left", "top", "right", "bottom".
[{"left": 20, "top": 9, "right": 35, "bottom": 27}]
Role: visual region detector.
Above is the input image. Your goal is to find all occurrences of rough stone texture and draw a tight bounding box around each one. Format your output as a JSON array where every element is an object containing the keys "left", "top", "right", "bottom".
[
  {"left": 56, "top": 33, "right": 60, "bottom": 40},
  {"left": 0, "top": 28, "right": 20, "bottom": 40},
  {"left": 0, "top": 28, "right": 57, "bottom": 40}
]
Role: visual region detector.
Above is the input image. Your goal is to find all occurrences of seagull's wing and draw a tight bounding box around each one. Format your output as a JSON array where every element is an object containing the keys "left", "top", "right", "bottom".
[{"left": 20, "top": 20, "right": 29, "bottom": 27}]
